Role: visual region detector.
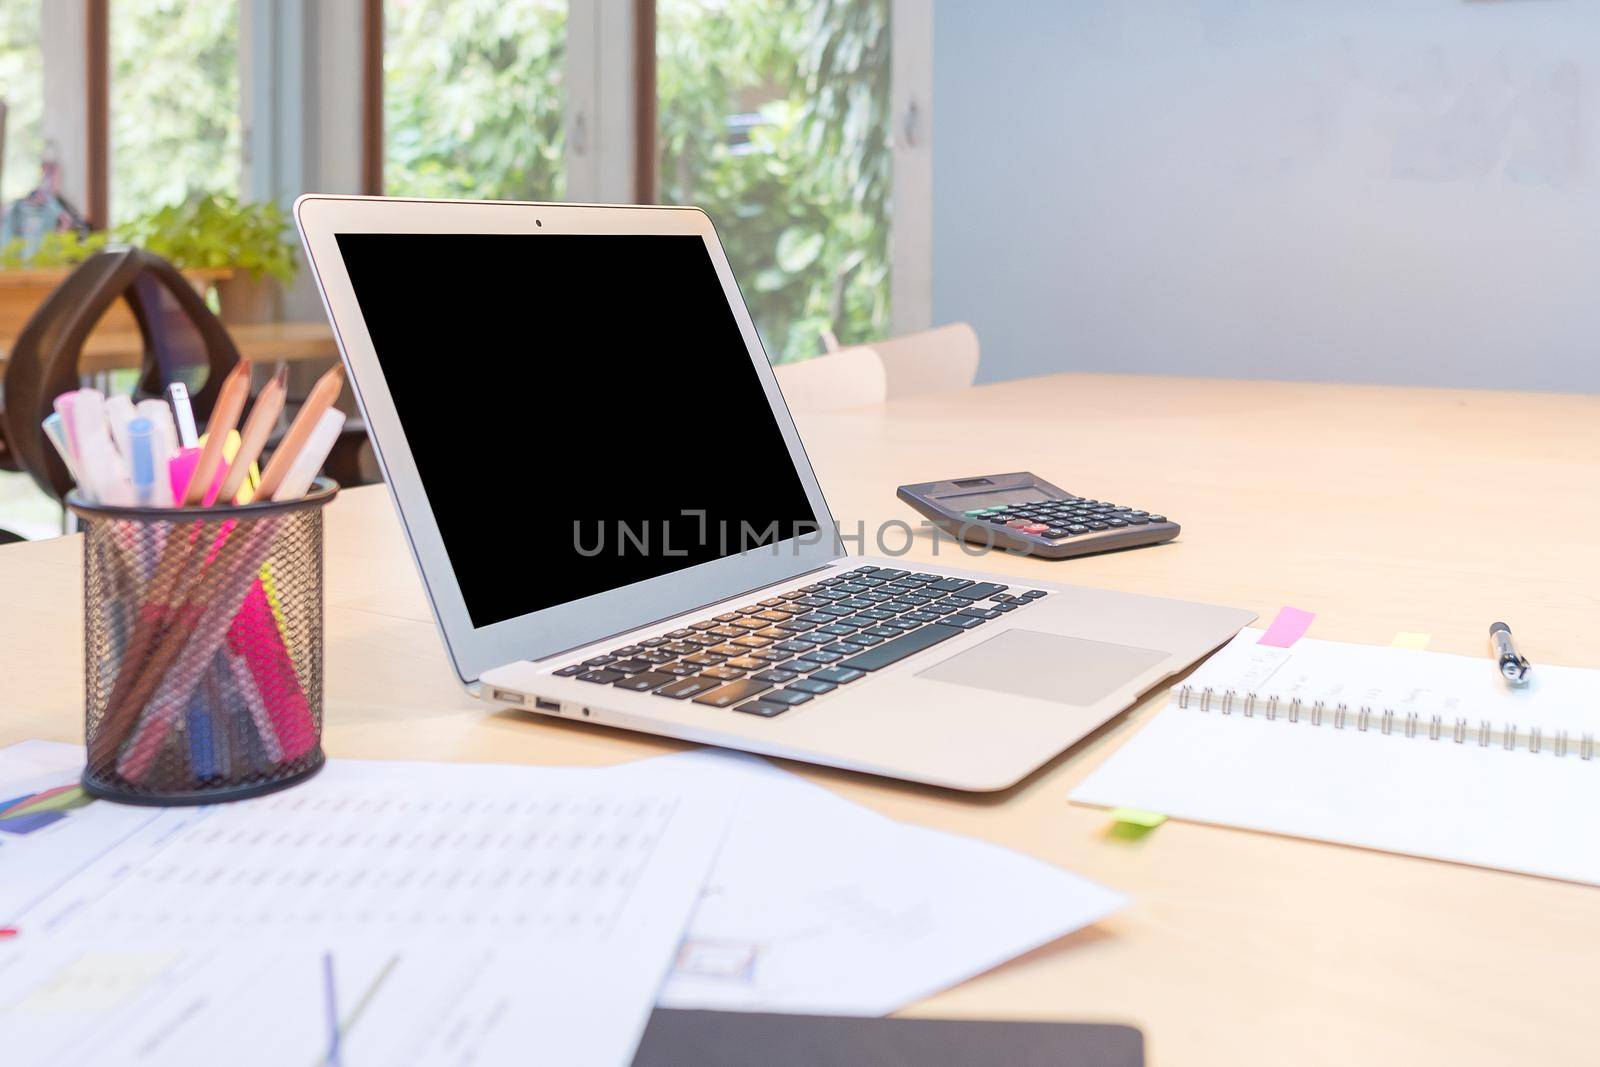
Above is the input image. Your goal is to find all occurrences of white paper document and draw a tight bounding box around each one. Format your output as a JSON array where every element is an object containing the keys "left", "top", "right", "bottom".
[
  {"left": 0, "top": 741, "right": 170, "bottom": 925},
  {"left": 1, "top": 751, "right": 731, "bottom": 1066},
  {"left": 1, "top": 743, "right": 1128, "bottom": 1063},
  {"left": 1071, "top": 630, "right": 1600, "bottom": 886},
  {"left": 641, "top": 752, "right": 1127, "bottom": 1015}
]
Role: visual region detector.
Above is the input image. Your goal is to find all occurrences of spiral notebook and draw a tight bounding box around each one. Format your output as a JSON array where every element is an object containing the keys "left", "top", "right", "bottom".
[{"left": 1071, "top": 629, "right": 1600, "bottom": 886}]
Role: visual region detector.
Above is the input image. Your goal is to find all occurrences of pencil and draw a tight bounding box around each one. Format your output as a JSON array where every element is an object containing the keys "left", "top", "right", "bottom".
[
  {"left": 218, "top": 366, "right": 288, "bottom": 505},
  {"left": 116, "top": 517, "right": 282, "bottom": 782},
  {"left": 256, "top": 365, "right": 344, "bottom": 499},
  {"left": 182, "top": 361, "right": 253, "bottom": 506},
  {"left": 88, "top": 519, "right": 211, "bottom": 770},
  {"left": 94, "top": 512, "right": 250, "bottom": 771}
]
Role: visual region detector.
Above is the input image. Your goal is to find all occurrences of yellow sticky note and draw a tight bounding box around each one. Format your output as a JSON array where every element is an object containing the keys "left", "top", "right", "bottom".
[
  {"left": 1391, "top": 632, "right": 1432, "bottom": 650},
  {"left": 1109, "top": 807, "right": 1166, "bottom": 829}
]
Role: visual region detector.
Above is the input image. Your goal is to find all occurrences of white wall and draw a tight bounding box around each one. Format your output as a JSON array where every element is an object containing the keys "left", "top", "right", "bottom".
[{"left": 931, "top": 1, "right": 1600, "bottom": 391}]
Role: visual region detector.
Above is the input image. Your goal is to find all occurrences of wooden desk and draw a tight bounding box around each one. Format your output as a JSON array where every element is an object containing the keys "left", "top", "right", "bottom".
[{"left": 2, "top": 374, "right": 1596, "bottom": 1065}]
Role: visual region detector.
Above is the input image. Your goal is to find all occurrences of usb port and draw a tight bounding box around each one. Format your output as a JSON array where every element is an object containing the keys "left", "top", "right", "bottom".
[{"left": 534, "top": 698, "right": 561, "bottom": 712}]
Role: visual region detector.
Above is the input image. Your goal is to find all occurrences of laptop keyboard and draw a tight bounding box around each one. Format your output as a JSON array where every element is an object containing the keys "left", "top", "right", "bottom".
[{"left": 552, "top": 566, "right": 1047, "bottom": 719}]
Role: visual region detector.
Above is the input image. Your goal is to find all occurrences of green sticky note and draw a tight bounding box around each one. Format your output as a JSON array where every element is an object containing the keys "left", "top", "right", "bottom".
[{"left": 1109, "top": 807, "right": 1166, "bottom": 829}]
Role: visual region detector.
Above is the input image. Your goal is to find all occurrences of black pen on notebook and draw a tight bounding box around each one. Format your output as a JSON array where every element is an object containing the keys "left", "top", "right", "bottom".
[{"left": 1489, "top": 622, "right": 1531, "bottom": 687}]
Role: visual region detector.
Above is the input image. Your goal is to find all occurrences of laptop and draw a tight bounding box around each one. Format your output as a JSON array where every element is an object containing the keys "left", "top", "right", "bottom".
[{"left": 295, "top": 195, "right": 1254, "bottom": 791}]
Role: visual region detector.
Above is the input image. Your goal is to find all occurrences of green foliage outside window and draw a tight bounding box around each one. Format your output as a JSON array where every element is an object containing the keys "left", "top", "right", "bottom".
[
  {"left": 0, "top": 0, "right": 44, "bottom": 205},
  {"left": 658, "top": 0, "right": 891, "bottom": 362},
  {"left": 109, "top": 0, "right": 240, "bottom": 224},
  {"left": 384, "top": 0, "right": 568, "bottom": 201},
  {"left": 384, "top": 0, "right": 891, "bottom": 364}
]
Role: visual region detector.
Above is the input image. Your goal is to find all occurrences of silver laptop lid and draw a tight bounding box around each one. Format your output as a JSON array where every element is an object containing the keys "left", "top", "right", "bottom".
[{"left": 296, "top": 196, "right": 842, "bottom": 683}]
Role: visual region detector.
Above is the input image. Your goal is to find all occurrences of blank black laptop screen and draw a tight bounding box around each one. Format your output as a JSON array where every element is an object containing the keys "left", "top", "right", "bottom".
[{"left": 334, "top": 232, "right": 818, "bottom": 628}]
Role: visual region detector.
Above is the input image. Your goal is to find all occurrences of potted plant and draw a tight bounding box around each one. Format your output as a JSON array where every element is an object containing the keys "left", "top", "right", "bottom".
[{"left": 114, "top": 194, "right": 298, "bottom": 323}]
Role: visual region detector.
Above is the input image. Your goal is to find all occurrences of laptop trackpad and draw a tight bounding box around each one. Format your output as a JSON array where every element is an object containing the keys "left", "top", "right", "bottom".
[{"left": 916, "top": 629, "right": 1168, "bottom": 706}]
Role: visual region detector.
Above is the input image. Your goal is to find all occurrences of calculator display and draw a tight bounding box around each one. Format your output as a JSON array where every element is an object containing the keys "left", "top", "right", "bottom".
[{"left": 945, "top": 487, "right": 1048, "bottom": 510}]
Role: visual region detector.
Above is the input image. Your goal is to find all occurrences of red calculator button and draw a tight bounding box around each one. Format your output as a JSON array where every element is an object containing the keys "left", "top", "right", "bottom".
[
  {"left": 1022, "top": 523, "right": 1048, "bottom": 534},
  {"left": 1006, "top": 519, "right": 1031, "bottom": 530}
]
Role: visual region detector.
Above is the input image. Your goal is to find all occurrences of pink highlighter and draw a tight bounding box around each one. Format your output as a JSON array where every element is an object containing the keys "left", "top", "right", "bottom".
[
  {"left": 168, "top": 446, "right": 233, "bottom": 506},
  {"left": 226, "top": 581, "right": 316, "bottom": 761}
]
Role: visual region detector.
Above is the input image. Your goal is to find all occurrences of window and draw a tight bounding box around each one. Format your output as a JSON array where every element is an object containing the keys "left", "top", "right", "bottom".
[
  {"left": 0, "top": 0, "right": 43, "bottom": 205},
  {"left": 656, "top": 0, "right": 891, "bottom": 363},
  {"left": 383, "top": 0, "right": 568, "bottom": 200},
  {"left": 108, "top": 0, "right": 240, "bottom": 223}
]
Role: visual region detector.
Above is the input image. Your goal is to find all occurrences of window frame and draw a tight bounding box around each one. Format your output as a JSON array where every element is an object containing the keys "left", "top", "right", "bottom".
[
  {"left": 40, "top": 0, "right": 930, "bottom": 338},
  {"left": 361, "top": 0, "right": 655, "bottom": 204}
]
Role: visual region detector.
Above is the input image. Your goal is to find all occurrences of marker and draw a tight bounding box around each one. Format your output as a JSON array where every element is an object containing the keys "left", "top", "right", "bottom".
[
  {"left": 167, "top": 382, "right": 199, "bottom": 448},
  {"left": 1489, "top": 622, "right": 1530, "bottom": 687},
  {"left": 42, "top": 413, "right": 82, "bottom": 483},
  {"left": 71, "top": 388, "right": 112, "bottom": 454},
  {"left": 136, "top": 398, "right": 180, "bottom": 457},
  {"left": 168, "top": 448, "right": 203, "bottom": 506},
  {"left": 271, "top": 410, "right": 346, "bottom": 501},
  {"left": 106, "top": 394, "right": 138, "bottom": 459},
  {"left": 52, "top": 391, "right": 81, "bottom": 462},
  {"left": 76, "top": 433, "right": 131, "bottom": 505},
  {"left": 128, "top": 417, "right": 157, "bottom": 506}
]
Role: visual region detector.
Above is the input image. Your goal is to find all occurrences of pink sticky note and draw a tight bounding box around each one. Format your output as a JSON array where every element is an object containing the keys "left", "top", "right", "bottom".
[{"left": 1259, "top": 606, "right": 1315, "bottom": 647}]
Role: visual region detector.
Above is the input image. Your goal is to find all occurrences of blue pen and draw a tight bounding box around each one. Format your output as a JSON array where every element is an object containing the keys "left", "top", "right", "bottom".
[
  {"left": 128, "top": 416, "right": 157, "bottom": 506},
  {"left": 185, "top": 683, "right": 222, "bottom": 780}
]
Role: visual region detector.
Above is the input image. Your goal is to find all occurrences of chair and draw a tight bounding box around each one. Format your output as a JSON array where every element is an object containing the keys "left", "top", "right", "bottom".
[
  {"left": 770, "top": 345, "right": 887, "bottom": 413},
  {"left": 772, "top": 323, "right": 981, "bottom": 414},
  {"left": 1, "top": 248, "right": 367, "bottom": 502},
  {"left": 862, "top": 322, "right": 980, "bottom": 400}
]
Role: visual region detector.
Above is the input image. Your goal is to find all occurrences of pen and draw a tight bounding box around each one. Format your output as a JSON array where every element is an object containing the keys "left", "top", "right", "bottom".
[
  {"left": 256, "top": 364, "right": 344, "bottom": 499},
  {"left": 182, "top": 361, "right": 252, "bottom": 506},
  {"left": 1489, "top": 622, "right": 1530, "bottom": 687},
  {"left": 168, "top": 382, "right": 200, "bottom": 449}
]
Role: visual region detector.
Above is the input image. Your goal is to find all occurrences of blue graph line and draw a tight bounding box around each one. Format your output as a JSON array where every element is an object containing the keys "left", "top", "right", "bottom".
[{"left": 322, "top": 952, "right": 341, "bottom": 1067}]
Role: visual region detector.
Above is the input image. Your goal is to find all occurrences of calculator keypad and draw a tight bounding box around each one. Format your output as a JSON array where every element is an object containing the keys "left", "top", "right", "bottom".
[{"left": 963, "top": 497, "right": 1167, "bottom": 542}]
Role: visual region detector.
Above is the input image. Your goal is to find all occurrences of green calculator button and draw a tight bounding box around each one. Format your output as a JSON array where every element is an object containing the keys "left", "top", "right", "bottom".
[{"left": 963, "top": 509, "right": 987, "bottom": 517}]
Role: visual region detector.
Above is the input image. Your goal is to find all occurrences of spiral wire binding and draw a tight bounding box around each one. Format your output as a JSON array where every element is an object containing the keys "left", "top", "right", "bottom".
[{"left": 1175, "top": 684, "right": 1594, "bottom": 761}]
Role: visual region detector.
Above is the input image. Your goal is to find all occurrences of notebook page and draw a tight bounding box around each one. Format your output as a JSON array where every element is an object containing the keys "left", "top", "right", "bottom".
[{"left": 1071, "top": 631, "right": 1600, "bottom": 886}]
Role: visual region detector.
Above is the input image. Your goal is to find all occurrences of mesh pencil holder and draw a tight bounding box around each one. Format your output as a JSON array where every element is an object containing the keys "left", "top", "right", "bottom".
[{"left": 67, "top": 479, "right": 338, "bottom": 805}]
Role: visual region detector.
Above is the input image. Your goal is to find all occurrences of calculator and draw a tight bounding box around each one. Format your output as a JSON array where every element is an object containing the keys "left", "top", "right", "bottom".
[{"left": 897, "top": 472, "right": 1179, "bottom": 559}]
